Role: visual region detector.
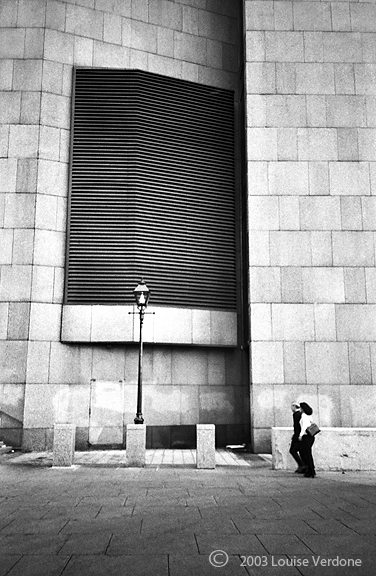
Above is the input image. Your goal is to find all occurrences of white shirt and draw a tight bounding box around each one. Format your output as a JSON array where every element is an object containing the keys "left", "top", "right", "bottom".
[{"left": 299, "top": 412, "right": 314, "bottom": 439}]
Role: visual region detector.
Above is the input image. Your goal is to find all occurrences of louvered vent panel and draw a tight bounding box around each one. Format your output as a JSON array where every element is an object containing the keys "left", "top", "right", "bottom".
[{"left": 66, "top": 69, "right": 236, "bottom": 309}]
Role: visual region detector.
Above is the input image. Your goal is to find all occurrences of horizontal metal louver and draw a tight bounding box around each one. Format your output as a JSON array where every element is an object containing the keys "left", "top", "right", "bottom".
[{"left": 66, "top": 69, "right": 236, "bottom": 309}]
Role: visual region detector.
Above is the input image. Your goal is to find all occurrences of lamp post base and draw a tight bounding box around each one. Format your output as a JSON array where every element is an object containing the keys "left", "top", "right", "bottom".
[{"left": 134, "top": 415, "right": 144, "bottom": 425}]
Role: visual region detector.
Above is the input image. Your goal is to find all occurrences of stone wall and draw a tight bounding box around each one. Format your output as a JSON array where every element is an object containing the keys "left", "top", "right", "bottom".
[
  {"left": 0, "top": 0, "right": 248, "bottom": 450},
  {"left": 245, "top": 0, "right": 376, "bottom": 451}
]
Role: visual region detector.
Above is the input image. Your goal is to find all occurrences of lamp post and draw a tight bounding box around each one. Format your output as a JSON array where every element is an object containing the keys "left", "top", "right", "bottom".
[{"left": 133, "top": 279, "right": 150, "bottom": 425}]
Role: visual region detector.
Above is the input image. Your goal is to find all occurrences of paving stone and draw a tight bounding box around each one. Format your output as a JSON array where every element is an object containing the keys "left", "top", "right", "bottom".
[
  {"left": 0, "top": 534, "right": 68, "bottom": 555},
  {"left": 0, "top": 556, "right": 21, "bottom": 576},
  {"left": 61, "top": 554, "right": 168, "bottom": 576},
  {"left": 169, "top": 553, "right": 248, "bottom": 576},
  {"left": 6, "top": 555, "right": 70, "bottom": 576},
  {"left": 107, "top": 532, "right": 198, "bottom": 555},
  {"left": 257, "top": 534, "right": 313, "bottom": 555},
  {"left": 196, "top": 533, "right": 268, "bottom": 555}
]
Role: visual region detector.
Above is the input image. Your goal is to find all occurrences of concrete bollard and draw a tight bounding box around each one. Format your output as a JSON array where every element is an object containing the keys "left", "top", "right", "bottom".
[
  {"left": 196, "top": 424, "right": 215, "bottom": 469},
  {"left": 52, "top": 423, "right": 76, "bottom": 467},
  {"left": 126, "top": 424, "right": 146, "bottom": 467}
]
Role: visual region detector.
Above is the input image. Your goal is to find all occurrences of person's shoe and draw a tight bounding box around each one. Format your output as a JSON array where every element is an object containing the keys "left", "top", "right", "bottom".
[
  {"left": 295, "top": 466, "right": 307, "bottom": 473},
  {"left": 304, "top": 473, "right": 315, "bottom": 478}
]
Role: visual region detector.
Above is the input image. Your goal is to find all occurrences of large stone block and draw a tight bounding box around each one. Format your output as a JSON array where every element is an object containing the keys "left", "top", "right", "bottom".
[
  {"left": 0, "top": 160, "right": 17, "bottom": 194},
  {"left": 344, "top": 268, "right": 366, "bottom": 303},
  {"left": 281, "top": 267, "right": 303, "bottom": 303},
  {"left": 266, "top": 31, "right": 304, "bottom": 62},
  {"left": 13, "top": 60, "right": 43, "bottom": 91},
  {"left": 269, "top": 162, "right": 309, "bottom": 195},
  {"left": 248, "top": 196, "right": 279, "bottom": 231},
  {"left": 300, "top": 196, "right": 341, "bottom": 230},
  {"left": 33, "top": 230, "right": 65, "bottom": 267},
  {"left": 266, "top": 95, "right": 306, "bottom": 127},
  {"left": 314, "top": 304, "right": 336, "bottom": 341},
  {"left": 7, "top": 302, "right": 30, "bottom": 340},
  {"left": 37, "top": 160, "right": 68, "bottom": 197},
  {"left": 24, "top": 28, "right": 44, "bottom": 58},
  {"left": 0, "top": 29, "right": 25, "bottom": 59},
  {"left": 246, "top": 63, "right": 276, "bottom": 94},
  {"left": 283, "top": 342, "right": 306, "bottom": 384},
  {"left": 350, "top": 3, "right": 376, "bottom": 34},
  {"left": 311, "top": 231, "right": 332, "bottom": 266},
  {"left": 251, "top": 341, "right": 284, "bottom": 384},
  {"left": 358, "top": 128, "right": 376, "bottom": 160},
  {"left": 337, "top": 304, "right": 376, "bottom": 341},
  {"left": 308, "top": 162, "right": 330, "bottom": 196},
  {"left": 91, "top": 305, "right": 133, "bottom": 342},
  {"left": 302, "top": 268, "right": 345, "bottom": 303},
  {"left": 333, "top": 231, "right": 374, "bottom": 266},
  {"left": 272, "top": 303, "right": 315, "bottom": 341},
  {"left": 0, "top": 265, "right": 32, "bottom": 302},
  {"left": 196, "top": 424, "right": 215, "bottom": 469},
  {"left": 293, "top": 2, "right": 331, "bottom": 32},
  {"left": 29, "top": 303, "right": 61, "bottom": 341},
  {"left": 251, "top": 304, "right": 272, "bottom": 341},
  {"left": 93, "top": 42, "right": 130, "bottom": 68},
  {"left": 31, "top": 265, "right": 55, "bottom": 302},
  {"left": 52, "top": 423, "right": 75, "bottom": 467},
  {"left": 329, "top": 162, "right": 370, "bottom": 196},
  {"left": 49, "top": 342, "right": 92, "bottom": 385},
  {"left": 149, "top": 0, "right": 183, "bottom": 30},
  {"left": 306, "top": 342, "right": 350, "bottom": 384},
  {"left": 41, "top": 93, "right": 70, "bottom": 130},
  {"left": 296, "top": 64, "right": 335, "bottom": 95},
  {"left": 126, "top": 424, "right": 146, "bottom": 467},
  {"left": 0, "top": 230, "right": 12, "bottom": 265},
  {"left": 247, "top": 128, "right": 278, "bottom": 160},
  {"left": 92, "top": 347, "right": 126, "bottom": 383},
  {"left": 9, "top": 125, "right": 39, "bottom": 159},
  {"left": 245, "top": 0, "right": 273, "bottom": 31},
  {"left": 323, "top": 32, "right": 362, "bottom": 63},
  {"left": 26, "top": 341, "right": 51, "bottom": 384},
  {"left": 270, "top": 231, "right": 311, "bottom": 266},
  {"left": 0, "top": 93, "right": 21, "bottom": 125},
  {"left": 39, "top": 126, "right": 61, "bottom": 161},
  {"left": 340, "top": 197, "right": 362, "bottom": 231},
  {"left": 23, "top": 383, "right": 55, "bottom": 427},
  {"left": 249, "top": 267, "right": 281, "bottom": 303},
  {"left": 298, "top": 128, "right": 337, "bottom": 161},
  {"left": 272, "top": 427, "right": 376, "bottom": 471},
  {"left": 4, "top": 194, "right": 35, "bottom": 229},
  {"left": 66, "top": 4, "right": 103, "bottom": 40},
  {"left": 56, "top": 384, "right": 90, "bottom": 428},
  {"left": 143, "top": 385, "right": 181, "bottom": 425}
]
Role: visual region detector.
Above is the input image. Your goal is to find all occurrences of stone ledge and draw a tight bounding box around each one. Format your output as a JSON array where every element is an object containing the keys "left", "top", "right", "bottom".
[
  {"left": 272, "top": 427, "right": 376, "bottom": 471},
  {"left": 61, "top": 304, "right": 237, "bottom": 346}
]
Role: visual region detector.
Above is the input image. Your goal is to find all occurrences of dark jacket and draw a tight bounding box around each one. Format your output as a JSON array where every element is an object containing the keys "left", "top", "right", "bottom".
[{"left": 292, "top": 410, "right": 301, "bottom": 440}]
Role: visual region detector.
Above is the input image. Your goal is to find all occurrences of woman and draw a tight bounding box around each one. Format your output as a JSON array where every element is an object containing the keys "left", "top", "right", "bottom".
[{"left": 299, "top": 402, "right": 316, "bottom": 478}]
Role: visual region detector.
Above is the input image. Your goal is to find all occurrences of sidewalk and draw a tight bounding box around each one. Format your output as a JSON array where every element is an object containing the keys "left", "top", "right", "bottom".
[{"left": 0, "top": 450, "right": 375, "bottom": 576}]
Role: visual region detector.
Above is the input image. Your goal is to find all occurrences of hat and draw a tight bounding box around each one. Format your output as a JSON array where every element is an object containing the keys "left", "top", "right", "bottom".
[{"left": 300, "top": 402, "right": 313, "bottom": 415}]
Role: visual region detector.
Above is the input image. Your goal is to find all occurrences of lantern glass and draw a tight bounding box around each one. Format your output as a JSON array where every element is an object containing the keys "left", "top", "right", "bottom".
[{"left": 133, "top": 280, "right": 150, "bottom": 309}]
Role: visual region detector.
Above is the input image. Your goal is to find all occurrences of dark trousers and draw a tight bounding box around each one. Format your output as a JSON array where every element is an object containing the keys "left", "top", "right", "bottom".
[
  {"left": 289, "top": 438, "right": 304, "bottom": 468},
  {"left": 299, "top": 435, "right": 315, "bottom": 476}
]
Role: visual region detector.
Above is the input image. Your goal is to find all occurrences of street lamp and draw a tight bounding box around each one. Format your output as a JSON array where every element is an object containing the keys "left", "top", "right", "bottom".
[{"left": 133, "top": 279, "right": 150, "bottom": 425}]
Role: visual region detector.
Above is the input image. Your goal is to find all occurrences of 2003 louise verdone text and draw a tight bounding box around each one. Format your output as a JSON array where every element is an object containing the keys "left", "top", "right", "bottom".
[{"left": 240, "top": 556, "right": 363, "bottom": 568}]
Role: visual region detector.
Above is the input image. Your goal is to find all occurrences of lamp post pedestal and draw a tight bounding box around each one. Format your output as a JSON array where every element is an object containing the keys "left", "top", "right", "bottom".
[{"left": 126, "top": 424, "right": 146, "bottom": 467}]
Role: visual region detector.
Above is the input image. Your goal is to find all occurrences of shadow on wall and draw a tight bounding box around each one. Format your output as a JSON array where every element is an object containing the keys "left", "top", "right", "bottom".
[{"left": 0, "top": 411, "right": 23, "bottom": 447}]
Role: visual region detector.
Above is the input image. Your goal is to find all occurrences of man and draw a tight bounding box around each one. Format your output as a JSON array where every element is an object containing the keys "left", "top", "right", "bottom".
[{"left": 289, "top": 401, "right": 306, "bottom": 473}]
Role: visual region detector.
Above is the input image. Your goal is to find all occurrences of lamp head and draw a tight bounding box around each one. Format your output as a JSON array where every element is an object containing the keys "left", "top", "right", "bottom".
[{"left": 133, "top": 279, "right": 150, "bottom": 309}]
